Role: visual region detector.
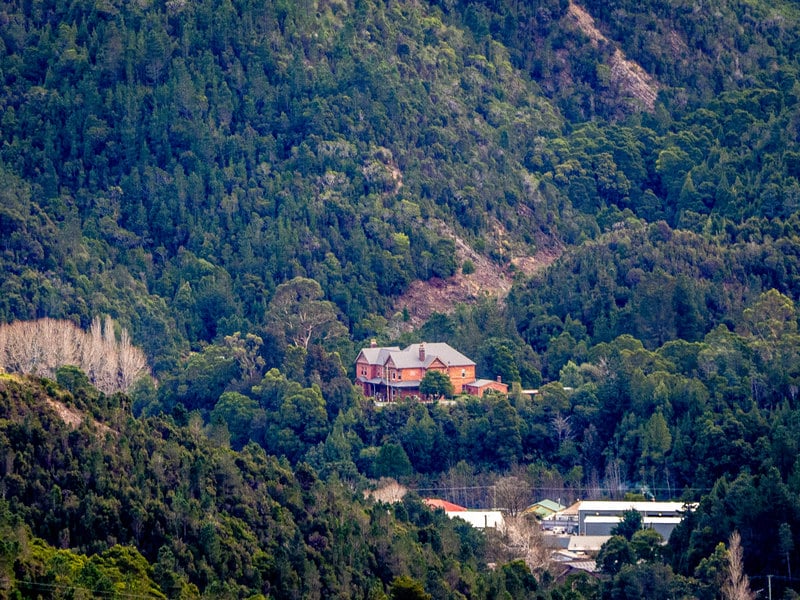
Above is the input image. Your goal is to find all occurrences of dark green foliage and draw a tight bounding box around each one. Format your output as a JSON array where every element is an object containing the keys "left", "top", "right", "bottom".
[
  {"left": 610, "top": 562, "right": 682, "bottom": 600},
  {"left": 630, "top": 528, "right": 665, "bottom": 563},
  {"left": 0, "top": 375, "right": 504, "bottom": 599},
  {"left": 3, "top": 0, "right": 798, "bottom": 386},
  {"left": 611, "top": 509, "right": 643, "bottom": 540},
  {"left": 55, "top": 365, "right": 93, "bottom": 397},
  {"left": 510, "top": 218, "right": 800, "bottom": 359},
  {"left": 374, "top": 443, "right": 414, "bottom": 479},
  {"left": 390, "top": 575, "right": 432, "bottom": 600},
  {"left": 419, "top": 370, "right": 455, "bottom": 399},
  {"left": 597, "top": 536, "right": 635, "bottom": 576},
  {"left": 0, "top": 0, "right": 573, "bottom": 378},
  {"left": 499, "top": 560, "right": 539, "bottom": 596},
  {"left": 4, "top": 0, "right": 800, "bottom": 596},
  {"left": 478, "top": 338, "right": 522, "bottom": 384}
]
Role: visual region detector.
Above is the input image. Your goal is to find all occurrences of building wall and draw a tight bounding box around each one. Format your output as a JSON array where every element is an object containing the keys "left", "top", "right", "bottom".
[
  {"left": 355, "top": 359, "right": 385, "bottom": 380},
  {"left": 583, "top": 521, "right": 616, "bottom": 537},
  {"left": 356, "top": 359, "right": 369, "bottom": 379},
  {"left": 394, "top": 367, "right": 424, "bottom": 382},
  {"left": 482, "top": 380, "right": 508, "bottom": 395},
  {"left": 446, "top": 365, "right": 476, "bottom": 393},
  {"left": 464, "top": 380, "right": 508, "bottom": 397},
  {"left": 356, "top": 352, "right": 478, "bottom": 398}
]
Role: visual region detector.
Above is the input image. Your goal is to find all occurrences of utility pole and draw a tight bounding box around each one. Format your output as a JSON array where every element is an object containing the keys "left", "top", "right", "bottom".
[{"left": 768, "top": 574, "right": 772, "bottom": 600}]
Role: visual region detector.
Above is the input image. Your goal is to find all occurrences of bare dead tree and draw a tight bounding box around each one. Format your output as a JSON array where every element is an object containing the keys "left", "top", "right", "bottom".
[
  {"left": 52, "top": 318, "right": 80, "bottom": 368},
  {"left": 82, "top": 316, "right": 108, "bottom": 388},
  {"left": 0, "top": 319, "right": 82, "bottom": 375},
  {"left": 604, "top": 459, "right": 626, "bottom": 500},
  {"left": 99, "top": 315, "right": 120, "bottom": 392},
  {"left": 365, "top": 478, "right": 408, "bottom": 504},
  {"left": 722, "top": 531, "right": 755, "bottom": 600},
  {"left": 494, "top": 515, "right": 551, "bottom": 573},
  {"left": 0, "top": 320, "right": 29, "bottom": 373},
  {"left": 552, "top": 412, "right": 573, "bottom": 444},
  {"left": 494, "top": 475, "right": 531, "bottom": 517},
  {"left": 117, "top": 327, "right": 149, "bottom": 391},
  {"left": 0, "top": 317, "right": 150, "bottom": 394},
  {"left": 585, "top": 468, "right": 603, "bottom": 500}
]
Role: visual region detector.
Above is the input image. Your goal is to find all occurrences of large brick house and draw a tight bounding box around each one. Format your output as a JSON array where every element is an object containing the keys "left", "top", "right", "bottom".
[{"left": 355, "top": 341, "right": 506, "bottom": 400}]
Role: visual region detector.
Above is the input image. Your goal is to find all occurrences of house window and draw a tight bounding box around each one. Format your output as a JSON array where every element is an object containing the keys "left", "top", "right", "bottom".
[
  {"left": 461, "top": 369, "right": 466, "bottom": 377},
  {"left": 392, "top": 372, "right": 396, "bottom": 380},
  {"left": 397, "top": 372, "right": 402, "bottom": 380}
]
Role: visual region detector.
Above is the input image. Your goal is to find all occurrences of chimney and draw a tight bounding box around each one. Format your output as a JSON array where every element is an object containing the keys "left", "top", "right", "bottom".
[
  {"left": 419, "top": 342, "right": 425, "bottom": 362},
  {"left": 370, "top": 339, "right": 377, "bottom": 348},
  {"left": 496, "top": 375, "right": 502, "bottom": 383}
]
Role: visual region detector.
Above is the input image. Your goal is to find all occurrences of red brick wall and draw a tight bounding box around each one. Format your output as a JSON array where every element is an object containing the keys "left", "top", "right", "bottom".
[
  {"left": 446, "top": 365, "right": 476, "bottom": 393},
  {"left": 464, "top": 380, "right": 508, "bottom": 397}
]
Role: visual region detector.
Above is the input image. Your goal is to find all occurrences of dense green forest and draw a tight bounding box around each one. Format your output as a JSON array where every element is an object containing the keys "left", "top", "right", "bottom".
[{"left": 3, "top": 0, "right": 800, "bottom": 596}]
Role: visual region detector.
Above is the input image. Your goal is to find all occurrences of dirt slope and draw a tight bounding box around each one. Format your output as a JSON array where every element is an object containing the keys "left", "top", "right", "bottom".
[
  {"left": 568, "top": 2, "right": 659, "bottom": 111},
  {"left": 390, "top": 224, "right": 559, "bottom": 333}
]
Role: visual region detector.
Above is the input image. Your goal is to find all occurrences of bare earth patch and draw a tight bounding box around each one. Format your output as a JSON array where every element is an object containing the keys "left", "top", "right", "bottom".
[
  {"left": 567, "top": 2, "right": 659, "bottom": 111},
  {"left": 45, "top": 398, "right": 84, "bottom": 429},
  {"left": 0, "top": 373, "right": 117, "bottom": 436},
  {"left": 44, "top": 398, "right": 117, "bottom": 436},
  {"left": 390, "top": 222, "right": 560, "bottom": 333}
]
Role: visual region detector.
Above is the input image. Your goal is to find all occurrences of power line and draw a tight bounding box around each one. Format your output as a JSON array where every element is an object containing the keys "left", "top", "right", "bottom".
[{"left": 409, "top": 485, "right": 712, "bottom": 494}]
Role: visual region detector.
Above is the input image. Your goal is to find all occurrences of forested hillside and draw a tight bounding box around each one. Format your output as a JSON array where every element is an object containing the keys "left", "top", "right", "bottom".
[
  {"left": 2, "top": 0, "right": 799, "bottom": 368},
  {"left": 0, "top": 373, "right": 496, "bottom": 598},
  {"left": 3, "top": 0, "right": 800, "bottom": 597}
]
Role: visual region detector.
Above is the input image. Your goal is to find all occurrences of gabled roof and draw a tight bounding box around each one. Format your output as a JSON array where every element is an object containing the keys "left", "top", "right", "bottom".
[
  {"left": 355, "top": 342, "right": 475, "bottom": 369},
  {"left": 406, "top": 342, "right": 475, "bottom": 367},
  {"left": 535, "top": 499, "right": 566, "bottom": 512},
  {"left": 424, "top": 498, "right": 468, "bottom": 512},
  {"left": 559, "top": 501, "right": 582, "bottom": 516},
  {"left": 524, "top": 499, "right": 566, "bottom": 517},
  {"left": 356, "top": 347, "right": 400, "bottom": 365},
  {"left": 389, "top": 351, "right": 432, "bottom": 369}
]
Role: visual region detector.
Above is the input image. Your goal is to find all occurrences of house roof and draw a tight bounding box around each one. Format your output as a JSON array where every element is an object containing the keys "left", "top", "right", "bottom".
[
  {"left": 567, "top": 536, "right": 611, "bottom": 552},
  {"left": 577, "top": 501, "right": 690, "bottom": 515},
  {"left": 356, "top": 377, "right": 423, "bottom": 388},
  {"left": 466, "top": 379, "right": 496, "bottom": 388},
  {"left": 356, "top": 342, "right": 475, "bottom": 369},
  {"left": 388, "top": 380, "right": 421, "bottom": 388},
  {"left": 386, "top": 353, "right": 425, "bottom": 369},
  {"left": 537, "top": 499, "right": 567, "bottom": 512},
  {"left": 524, "top": 499, "right": 566, "bottom": 517},
  {"left": 357, "top": 377, "right": 387, "bottom": 385},
  {"left": 559, "top": 560, "right": 599, "bottom": 573},
  {"left": 559, "top": 501, "right": 582, "bottom": 516},
  {"left": 408, "top": 342, "right": 475, "bottom": 367},
  {"left": 424, "top": 498, "right": 468, "bottom": 512},
  {"left": 583, "top": 515, "right": 682, "bottom": 526},
  {"left": 357, "top": 347, "right": 400, "bottom": 365}
]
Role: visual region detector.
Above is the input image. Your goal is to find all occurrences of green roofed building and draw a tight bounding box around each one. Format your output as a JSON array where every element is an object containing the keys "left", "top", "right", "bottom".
[{"left": 524, "top": 499, "right": 567, "bottom": 519}]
